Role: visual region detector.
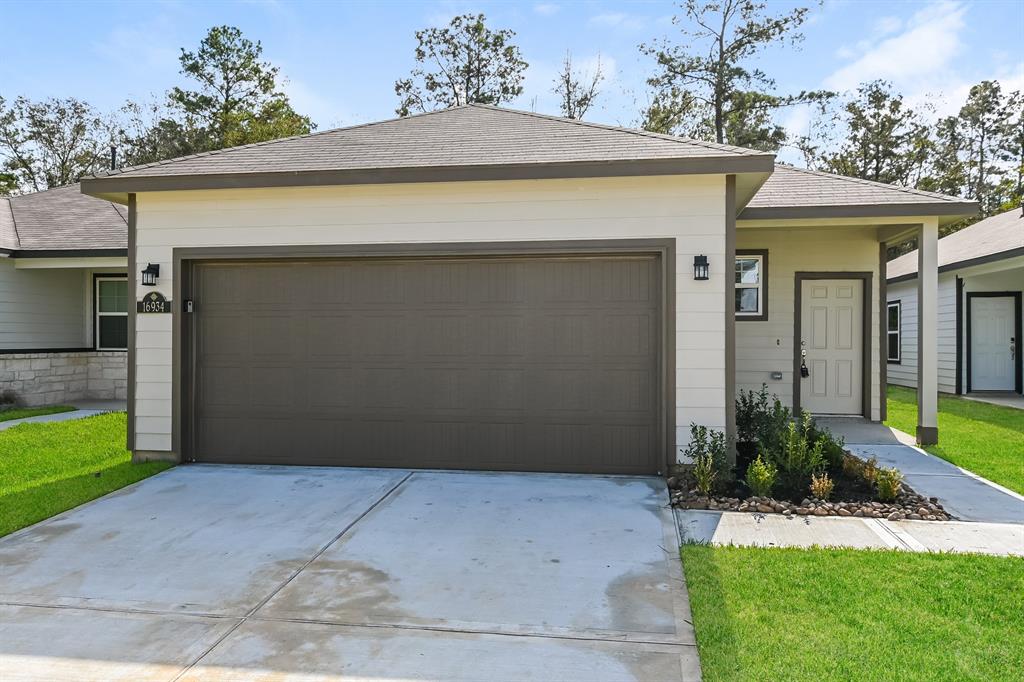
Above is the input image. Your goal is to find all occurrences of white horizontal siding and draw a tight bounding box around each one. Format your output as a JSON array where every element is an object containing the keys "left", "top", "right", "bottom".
[
  {"left": 735, "top": 226, "right": 882, "bottom": 420},
  {"left": 887, "top": 273, "right": 958, "bottom": 394},
  {"left": 0, "top": 258, "right": 87, "bottom": 349},
  {"left": 133, "top": 175, "right": 729, "bottom": 457}
]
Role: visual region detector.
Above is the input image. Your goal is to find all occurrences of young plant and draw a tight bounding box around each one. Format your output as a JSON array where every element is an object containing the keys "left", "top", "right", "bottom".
[
  {"left": 768, "top": 412, "right": 826, "bottom": 497},
  {"left": 682, "top": 423, "right": 730, "bottom": 495},
  {"left": 809, "top": 472, "right": 835, "bottom": 500},
  {"left": 861, "top": 456, "right": 880, "bottom": 486},
  {"left": 876, "top": 467, "right": 904, "bottom": 502},
  {"left": 735, "top": 384, "right": 792, "bottom": 451},
  {"left": 744, "top": 454, "right": 777, "bottom": 498},
  {"left": 841, "top": 453, "right": 863, "bottom": 479},
  {"left": 692, "top": 453, "right": 717, "bottom": 497}
]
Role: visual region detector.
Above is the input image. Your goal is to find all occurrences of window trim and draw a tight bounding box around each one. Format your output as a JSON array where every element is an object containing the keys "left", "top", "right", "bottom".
[
  {"left": 887, "top": 299, "right": 901, "bottom": 364},
  {"left": 94, "top": 273, "right": 129, "bottom": 351},
  {"left": 735, "top": 249, "right": 769, "bottom": 321}
]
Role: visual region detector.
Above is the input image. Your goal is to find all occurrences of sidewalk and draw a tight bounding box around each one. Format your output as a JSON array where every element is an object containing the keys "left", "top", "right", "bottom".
[
  {"left": 817, "top": 417, "right": 1024, "bottom": 525},
  {"left": 0, "top": 400, "right": 126, "bottom": 432},
  {"left": 676, "top": 510, "right": 1024, "bottom": 557}
]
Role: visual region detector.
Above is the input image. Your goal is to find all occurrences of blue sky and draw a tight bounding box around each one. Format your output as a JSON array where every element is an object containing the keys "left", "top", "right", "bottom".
[{"left": 2, "top": 0, "right": 1021, "bottom": 162}]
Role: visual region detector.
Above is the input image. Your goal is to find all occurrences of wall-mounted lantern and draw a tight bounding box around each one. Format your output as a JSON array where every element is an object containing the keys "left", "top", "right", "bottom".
[
  {"left": 141, "top": 263, "right": 160, "bottom": 286},
  {"left": 693, "top": 255, "right": 710, "bottom": 281}
]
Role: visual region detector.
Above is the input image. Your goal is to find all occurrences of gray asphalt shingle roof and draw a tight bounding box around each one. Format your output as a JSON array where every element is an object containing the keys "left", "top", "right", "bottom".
[
  {"left": 1, "top": 184, "right": 127, "bottom": 253},
  {"left": 887, "top": 208, "right": 1024, "bottom": 280},
  {"left": 92, "top": 104, "right": 768, "bottom": 181},
  {"left": 743, "top": 165, "right": 971, "bottom": 214}
]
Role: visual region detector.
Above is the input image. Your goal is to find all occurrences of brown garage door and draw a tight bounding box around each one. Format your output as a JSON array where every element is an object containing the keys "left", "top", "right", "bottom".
[{"left": 189, "top": 255, "right": 662, "bottom": 474}]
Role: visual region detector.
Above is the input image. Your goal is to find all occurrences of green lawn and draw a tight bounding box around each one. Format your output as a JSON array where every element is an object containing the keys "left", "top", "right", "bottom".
[
  {"left": 0, "top": 405, "right": 75, "bottom": 422},
  {"left": 682, "top": 544, "right": 1024, "bottom": 681},
  {"left": 885, "top": 385, "right": 1024, "bottom": 494},
  {"left": 0, "top": 412, "right": 172, "bottom": 537}
]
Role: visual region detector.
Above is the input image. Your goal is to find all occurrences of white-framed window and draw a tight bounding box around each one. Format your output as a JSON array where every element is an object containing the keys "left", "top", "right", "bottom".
[
  {"left": 95, "top": 276, "right": 128, "bottom": 350},
  {"left": 887, "top": 300, "right": 901, "bottom": 363},
  {"left": 735, "top": 252, "right": 767, "bottom": 319}
]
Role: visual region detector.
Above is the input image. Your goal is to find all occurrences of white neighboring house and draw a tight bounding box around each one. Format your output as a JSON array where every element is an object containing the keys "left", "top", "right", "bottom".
[
  {"left": 887, "top": 208, "right": 1023, "bottom": 397},
  {"left": 0, "top": 184, "right": 129, "bottom": 406}
]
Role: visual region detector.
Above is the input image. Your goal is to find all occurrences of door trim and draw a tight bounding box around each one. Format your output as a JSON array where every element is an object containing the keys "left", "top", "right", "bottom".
[
  {"left": 173, "top": 239, "right": 676, "bottom": 474},
  {"left": 793, "top": 272, "right": 873, "bottom": 419},
  {"left": 966, "top": 291, "right": 1023, "bottom": 394}
]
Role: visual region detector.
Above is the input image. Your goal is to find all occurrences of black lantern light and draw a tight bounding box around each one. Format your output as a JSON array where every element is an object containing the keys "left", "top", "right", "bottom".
[
  {"left": 693, "top": 255, "right": 709, "bottom": 281},
  {"left": 141, "top": 263, "right": 160, "bottom": 286}
]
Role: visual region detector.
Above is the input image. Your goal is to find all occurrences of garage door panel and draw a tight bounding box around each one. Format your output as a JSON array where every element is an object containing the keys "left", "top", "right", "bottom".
[{"left": 191, "top": 255, "right": 661, "bottom": 474}]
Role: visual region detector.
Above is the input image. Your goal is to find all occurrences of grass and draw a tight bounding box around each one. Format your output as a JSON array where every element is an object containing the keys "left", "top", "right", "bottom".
[
  {"left": 0, "top": 404, "right": 75, "bottom": 422},
  {"left": 682, "top": 544, "right": 1024, "bottom": 681},
  {"left": 885, "top": 385, "right": 1024, "bottom": 494},
  {"left": 0, "top": 412, "right": 172, "bottom": 537}
]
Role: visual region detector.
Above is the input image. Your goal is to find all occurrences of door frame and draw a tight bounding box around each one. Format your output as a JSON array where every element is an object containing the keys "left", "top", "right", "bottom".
[
  {"left": 966, "top": 291, "right": 1023, "bottom": 394},
  {"left": 172, "top": 239, "right": 677, "bottom": 474},
  {"left": 793, "top": 272, "right": 873, "bottom": 419}
]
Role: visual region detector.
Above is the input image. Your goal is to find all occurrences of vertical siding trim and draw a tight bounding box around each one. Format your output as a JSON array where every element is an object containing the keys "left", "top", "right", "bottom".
[
  {"left": 126, "top": 194, "right": 136, "bottom": 452},
  {"left": 724, "top": 176, "right": 737, "bottom": 461},
  {"left": 955, "top": 276, "right": 964, "bottom": 394},
  {"left": 879, "top": 243, "right": 887, "bottom": 422}
]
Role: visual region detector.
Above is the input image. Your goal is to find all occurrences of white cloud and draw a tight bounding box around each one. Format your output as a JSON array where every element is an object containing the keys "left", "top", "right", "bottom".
[
  {"left": 825, "top": 1, "right": 967, "bottom": 92},
  {"left": 588, "top": 12, "right": 646, "bottom": 31},
  {"left": 872, "top": 15, "right": 903, "bottom": 36},
  {"left": 534, "top": 3, "right": 560, "bottom": 16}
]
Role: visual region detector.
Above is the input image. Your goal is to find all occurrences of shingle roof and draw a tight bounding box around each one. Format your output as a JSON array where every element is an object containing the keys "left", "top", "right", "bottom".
[
  {"left": 91, "top": 104, "right": 769, "bottom": 182},
  {"left": 3, "top": 184, "right": 127, "bottom": 253},
  {"left": 887, "top": 208, "right": 1024, "bottom": 280},
  {"left": 0, "top": 198, "right": 18, "bottom": 251},
  {"left": 741, "top": 165, "right": 975, "bottom": 219}
]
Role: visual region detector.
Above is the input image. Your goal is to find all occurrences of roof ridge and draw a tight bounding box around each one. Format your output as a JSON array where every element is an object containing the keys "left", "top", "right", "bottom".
[
  {"left": 91, "top": 106, "right": 473, "bottom": 180},
  {"left": 466, "top": 103, "right": 770, "bottom": 157},
  {"left": 777, "top": 164, "right": 967, "bottom": 203}
]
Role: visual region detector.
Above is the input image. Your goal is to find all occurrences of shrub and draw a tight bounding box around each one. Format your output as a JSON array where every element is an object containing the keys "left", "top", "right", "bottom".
[
  {"left": 861, "top": 456, "right": 880, "bottom": 486},
  {"left": 876, "top": 467, "right": 904, "bottom": 502},
  {"left": 745, "top": 455, "right": 777, "bottom": 497},
  {"left": 809, "top": 424, "right": 846, "bottom": 470},
  {"left": 809, "top": 472, "right": 835, "bottom": 500},
  {"left": 692, "top": 453, "right": 717, "bottom": 497},
  {"left": 767, "top": 412, "right": 827, "bottom": 497},
  {"left": 841, "top": 453, "right": 863, "bottom": 479},
  {"left": 735, "top": 384, "right": 791, "bottom": 451}
]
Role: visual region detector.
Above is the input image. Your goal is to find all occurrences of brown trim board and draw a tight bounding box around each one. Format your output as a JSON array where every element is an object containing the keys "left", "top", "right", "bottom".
[
  {"left": 741, "top": 201, "right": 978, "bottom": 222},
  {"left": 172, "top": 238, "right": 678, "bottom": 475},
  {"left": 879, "top": 244, "right": 887, "bottom": 422},
  {"left": 887, "top": 245, "right": 1024, "bottom": 285},
  {"left": 955, "top": 277, "right": 964, "bottom": 394},
  {"left": 735, "top": 248, "right": 769, "bottom": 322},
  {"left": 126, "top": 194, "right": 136, "bottom": 453},
  {"left": 966, "top": 291, "right": 1023, "bottom": 395},
  {"left": 792, "top": 272, "right": 874, "bottom": 419}
]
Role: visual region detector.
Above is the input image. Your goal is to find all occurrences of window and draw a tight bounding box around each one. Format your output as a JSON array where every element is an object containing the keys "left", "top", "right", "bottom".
[
  {"left": 735, "top": 251, "right": 767, "bottom": 320},
  {"left": 96, "top": 276, "right": 128, "bottom": 350},
  {"left": 887, "top": 301, "right": 901, "bottom": 363}
]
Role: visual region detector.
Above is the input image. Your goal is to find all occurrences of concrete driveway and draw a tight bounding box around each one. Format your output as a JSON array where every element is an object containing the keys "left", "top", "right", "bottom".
[{"left": 0, "top": 466, "right": 698, "bottom": 681}]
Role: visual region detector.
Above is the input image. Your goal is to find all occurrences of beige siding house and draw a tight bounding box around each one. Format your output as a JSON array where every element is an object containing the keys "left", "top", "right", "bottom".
[
  {"left": 0, "top": 185, "right": 128, "bottom": 405},
  {"left": 82, "top": 105, "right": 975, "bottom": 472}
]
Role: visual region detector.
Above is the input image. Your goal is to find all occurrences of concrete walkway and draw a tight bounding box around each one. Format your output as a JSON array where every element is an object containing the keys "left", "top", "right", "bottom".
[
  {"left": 965, "top": 392, "right": 1024, "bottom": 410},
  {"left": 676, "top": 510, "right": 1024, "bottom": 557},
  {"left": 817, "top": 418, "right": 1024, "bottom": 525},
  {"left": 0, "top": 400, "right": 125, "bottom": 432}
]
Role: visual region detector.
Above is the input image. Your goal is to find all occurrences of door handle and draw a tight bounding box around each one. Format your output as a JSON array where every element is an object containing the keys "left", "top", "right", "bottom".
[
  {"left": 800, "top": 348, "right": 809, "bottom": 378},
  {"left": 1012, "top": 337, "right": 1016, "bottom": 360}
]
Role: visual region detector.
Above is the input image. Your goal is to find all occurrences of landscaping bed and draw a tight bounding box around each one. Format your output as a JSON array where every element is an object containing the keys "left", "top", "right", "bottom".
[{"left": 671, "top": 386, "right": 952, "bottom": 521}]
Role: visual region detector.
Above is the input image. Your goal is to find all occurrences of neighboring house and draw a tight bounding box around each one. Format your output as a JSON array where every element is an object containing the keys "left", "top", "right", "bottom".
[
  {"left": 0, "top": 184, "right": 129, "bottom": 405},
  {"left": 80, "top": 105, "right": 975, "bottom": 471},
  {"left": 887, "top": 208, "right": 1023, "bottom": 396}
]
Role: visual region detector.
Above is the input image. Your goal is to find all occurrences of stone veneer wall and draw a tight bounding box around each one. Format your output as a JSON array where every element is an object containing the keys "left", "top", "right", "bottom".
[{"left": 0, "top": 351, "right": 127, "bottom": 407}]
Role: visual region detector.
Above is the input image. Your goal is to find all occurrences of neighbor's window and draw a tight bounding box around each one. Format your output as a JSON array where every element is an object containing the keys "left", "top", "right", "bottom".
[
  {"left": 887, "top": 301, "right": 901, "bottom": 363},
  {"left": 735, "top": 253, "right": 765, "bottom": 318},
  {"left": 96, "top": 277, "right": 128, "bottom": 350}
]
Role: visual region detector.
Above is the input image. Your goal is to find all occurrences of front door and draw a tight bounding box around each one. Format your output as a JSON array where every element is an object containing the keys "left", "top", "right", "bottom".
[
  {"left": 970, "top": 296, "right": 1015, "bottom": 391},
  {"left": 800, "top": 279, "right": 863, "bottom": 415}
]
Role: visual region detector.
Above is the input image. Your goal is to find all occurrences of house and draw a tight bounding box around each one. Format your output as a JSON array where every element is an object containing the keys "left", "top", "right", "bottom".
[
  {"left": 887, "top": 208, "right": 1023, "bottom": 397},
  {"left": 79, "top": 104, "right": 976, "bottom": 472},
  {"left": 0, "top": 184, "right": 128, "bottom": 406}
]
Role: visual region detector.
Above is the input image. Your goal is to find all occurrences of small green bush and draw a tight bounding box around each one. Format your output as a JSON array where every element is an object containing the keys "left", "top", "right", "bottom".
[
  {"left": 862, "top": 456, "right": 880, "bottom": 486},
  {"left": 735, "top": 384, "right": 791, "bottom": 452},
  {"left": 809, "top": 472, "right": 835, "bottom": 500},
  {"left": 876, "top": 467, "right": 904, "bottom": 502},
  {"left": 809, "top": 424, "right": 846, "bottom": 470},
  {"left": 768, "top": 412, "right": 827, "bottom": 497},
  {"left": 745, "top": 455, "right": 777, "bottom": 497},
  {"left": 682, "top": 423, "right": 730, "bottom": 495},
  {"left": 692, "top": 453, "right": 717, "bottom": 496}
]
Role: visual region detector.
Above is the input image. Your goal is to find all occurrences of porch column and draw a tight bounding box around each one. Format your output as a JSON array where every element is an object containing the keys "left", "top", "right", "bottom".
[{"left": 916, "top": 218, "right": 939, "bottom": 445}]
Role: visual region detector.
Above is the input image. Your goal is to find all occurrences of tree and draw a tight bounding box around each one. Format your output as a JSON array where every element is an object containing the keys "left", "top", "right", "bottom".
[
  {"left": 117, "top": 99, "right": 208, "bottom": 167},
  {"left": 0, "top": 95, "right": 113, "bottom": 192},
  {"left": 821, "top": 81, "right": 930, "bottom": 186},
  {"left": 394, "top": 14, "right": 527, "bottom": 116},
  {"left": 167, "top": 25, "right": 312, "bottom": 151},
  {"left": 553, "top": 52, "right": 605, "bottom": 120},
  {"left": 641, "top": 0, "right": 832, "bottom": 150}
]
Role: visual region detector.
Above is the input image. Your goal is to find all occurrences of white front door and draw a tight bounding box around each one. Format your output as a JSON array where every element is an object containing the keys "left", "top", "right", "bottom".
[
  {"left": 800, "top": 279, "right": 863, "bottom": 415},
  {"left": 971, "top": 296, "right": 1016, "bottom": 391}
]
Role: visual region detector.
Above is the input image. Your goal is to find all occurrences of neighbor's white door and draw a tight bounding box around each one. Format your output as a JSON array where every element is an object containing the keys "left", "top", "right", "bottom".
[
  {"left": 971, "top": 296, "right": 1015, "bottom": 391},
  {"left": 800, "top": 279, "right": 863, "bottom": 415}
]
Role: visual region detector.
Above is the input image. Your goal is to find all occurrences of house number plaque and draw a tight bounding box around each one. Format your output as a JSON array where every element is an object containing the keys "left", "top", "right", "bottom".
[{"left": 137, "top": 291, "right": 171, "bottom": 313}]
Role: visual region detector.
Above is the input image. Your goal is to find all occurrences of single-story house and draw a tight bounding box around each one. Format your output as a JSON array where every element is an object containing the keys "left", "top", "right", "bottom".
[
  {"left": 887, "top": 208, "right": 1023, "bottom": 396},
  {"left": 79, "top": 104, "right": 976, "bottom": 472},
  {"left": 0, "top": 184, "right": 128, "bottom": 406}
]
